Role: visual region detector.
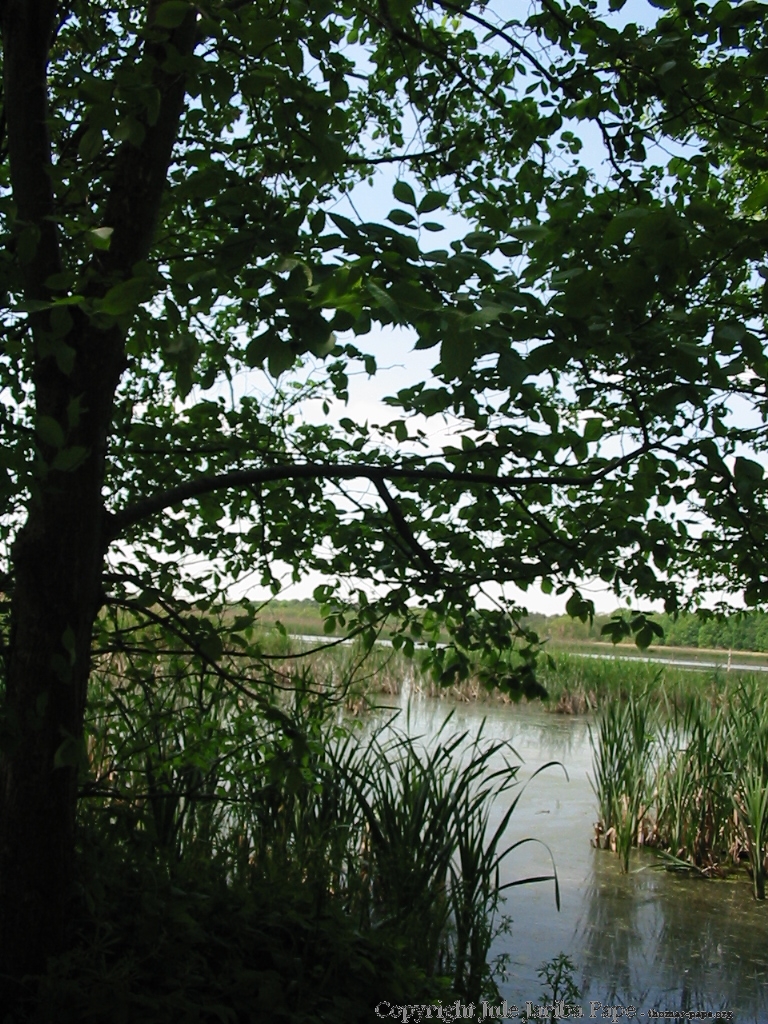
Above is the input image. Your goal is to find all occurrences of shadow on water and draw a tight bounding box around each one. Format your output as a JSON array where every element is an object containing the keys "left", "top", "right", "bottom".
[{"left": 373, "top": 695, "right": 768, "bottom": 1021}]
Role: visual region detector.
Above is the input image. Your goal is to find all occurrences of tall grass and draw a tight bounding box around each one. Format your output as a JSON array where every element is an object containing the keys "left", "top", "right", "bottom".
[
  {"left": 54, "top": 645, "right": 561, "bottom": 1019},
  {"left": 590, "top": 681, "right": 768, "bottom": 896},
  {"left": 537, "top": 652, "right": 738, "bottom": 711},
  {"left": 239, "top": 631, "right": 760, "bottom": 715},
  {"left": 589, "top": 696, "right": 654, "bottom": 872}
]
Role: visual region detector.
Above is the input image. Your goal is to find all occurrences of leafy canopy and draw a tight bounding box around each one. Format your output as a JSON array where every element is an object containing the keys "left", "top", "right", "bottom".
[{"left": 2, "top": 0, "right": 768, "bottom": 687}]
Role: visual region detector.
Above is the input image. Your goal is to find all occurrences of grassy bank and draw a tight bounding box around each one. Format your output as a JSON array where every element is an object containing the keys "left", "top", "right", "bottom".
[
  {"left": 255, "top": 600, "right": 768, "bottom": 656},
  {"left": 251, "top": 603, "right": 768, "bottom": 715},
  {"left": 533, "top": 651, "right": 751, "bottom": 711}
]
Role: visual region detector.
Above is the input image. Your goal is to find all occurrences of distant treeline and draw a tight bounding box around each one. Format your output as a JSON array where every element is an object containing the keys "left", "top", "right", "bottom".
[
  {"left": 260, "top": 600, "right": 768, "bottom": 654},
  {"left": 528, "top": 610, "right": 768, "bottom": 653}
]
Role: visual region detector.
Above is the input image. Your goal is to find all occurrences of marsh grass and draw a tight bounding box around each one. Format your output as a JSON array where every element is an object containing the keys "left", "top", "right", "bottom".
[
  {"left": 590, "top": 681, "right": 768, "bottom": 895},
  {"left": 260, "top": 640, "right": 749, "bottom": 715},
  {"left": 256, "top": 630, "right": 409, "bottom": 705},
  {"left": 588, "top": 695, "right": 655, "bottom": 871},
  {"left": 536, "top": 652, "right": 737, "bottom": 711},
  {"left": 234, "top": 621, "right": 765, "bottom": 721},
  {"left": 48, "top": 649, "right": 562, "bottom": 1020}
]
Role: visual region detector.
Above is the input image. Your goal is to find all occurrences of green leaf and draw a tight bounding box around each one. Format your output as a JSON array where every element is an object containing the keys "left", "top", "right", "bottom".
[
  {"left": 440, "top": 335, "right": 474, "bottom": 379},
  {"left": 78, "top": 126, "right": 104, "bottom": 162},
  {"left": 463, "top": 231, "right": 495, "bottom": 251},
  {"left": 583, "top": 418, "right": 603, "bottom": 442},
  {"left": 461, "top": 304, "right": 506, "bottom": 329},
  {"left": 635, "top": 625, "right": 653, "bottom": 649},
  {"left": 418, "top": 191, "right": 449, "bottom": 214},
  {"left": 45, "top": 271, "right": 77, "bottom": 292},
  {"left": 154, "top": 1, "right": 191, "bottom": 28},
  {"left": 328, "top": 213, "right": 358, "bottom": 238},
  {"left": 36, "top": 416, "right": 65, "bottom": 449},
  {"left": 199, "top": 633, "right": 224, "bottom": 662},
  {"left": 98, "top": 277, "right": 150, "bottom": 316},
  {"left": 565, "top": 592, "right": 593, "bottom": 624},
  {"left": 744, "top": 180, "right": 768, "bottom": 214},
  {"left": 387, "top": 208, "right": 416, "bottom": 227},
  {"left": 244, "top": 330, "right": 273, "bottom": 369},
  {"left": 393, "top": 180, "right": 417, "bottom": 207},
  {"left": 510, "top": 225, "right": 549, "bottom": 242},
  {"left": 114, "top": 117, "right": 146, "bottom": 147},
  {"left": 88, "top": 226, "right": 113, "bottom": 251},
  {"left": 714, "top": 320, "right": 746, "bottom": 345},
  {"left": 267, "top": 343, "right": 296, "bottom": 378},
  {"left": 53, "top": 339, "right": 76, "bottom": 375},
  {"left": 601, "top": 618, "right": 631, "bottom": 644},
  {"left": 366, "top": 281, "right": 400, "bottom": 321},
  {"left": 52, "top": 447, "right": 88, "bottom": 473}
]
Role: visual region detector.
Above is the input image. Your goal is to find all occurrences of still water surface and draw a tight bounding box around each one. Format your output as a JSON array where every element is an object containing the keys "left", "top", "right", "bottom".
[{"left": 373, "top": 694, "right": 768, "bottom": 1022}]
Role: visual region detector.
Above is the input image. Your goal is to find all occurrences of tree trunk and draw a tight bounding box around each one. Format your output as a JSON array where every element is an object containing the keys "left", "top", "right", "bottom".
[
  {"left": 0, "top": 318, "right": 124, "bottom": 1002},
  {"left": 0, "top": 0, "right": 196, "bottom": 1004}
]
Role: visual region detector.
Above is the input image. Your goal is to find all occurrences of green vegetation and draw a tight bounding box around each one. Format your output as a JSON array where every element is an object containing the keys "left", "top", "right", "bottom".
[
  {"left": 258, "top": 601, "right": 768, "bottom": 656},
  {"left": 251, "top": 623, "right": 766, "bottom": 714},
  {"left": 21, "top": 647, "right": 556, "bottom": 1021},
  {"left": 590, "top": 683, "right": 768, "bottom": 899},
  {"left": 531, "top": 609, "right": 768, "bottom": 654},
  {"left": 522, "top": 954, "right": 582, "bottom": 1023},
  {"left": 3, "top": 0, "right": 768, "bottom": 1005},
  {"left": 534, "top": 652, "right": 747, "bottom": 712}
]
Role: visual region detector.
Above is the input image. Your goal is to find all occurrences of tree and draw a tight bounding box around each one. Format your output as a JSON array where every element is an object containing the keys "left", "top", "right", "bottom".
[{"left": 0, "top": 0, "right": 766, "bottom": 1001}]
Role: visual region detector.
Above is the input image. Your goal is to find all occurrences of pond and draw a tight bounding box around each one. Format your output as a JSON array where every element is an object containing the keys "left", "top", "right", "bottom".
[{"left": 375, "top": 693, "right": 768, "bottom": 1021}]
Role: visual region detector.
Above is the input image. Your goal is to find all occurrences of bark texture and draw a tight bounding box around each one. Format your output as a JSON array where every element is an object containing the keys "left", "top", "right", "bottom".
[{"left": 0, "top": 0, "right": 196, "bottom": 999}]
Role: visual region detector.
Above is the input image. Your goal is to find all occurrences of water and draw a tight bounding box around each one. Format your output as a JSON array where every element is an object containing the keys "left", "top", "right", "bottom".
[{"left": 375, "top": 695, "right": 768, "bottom": 1022}]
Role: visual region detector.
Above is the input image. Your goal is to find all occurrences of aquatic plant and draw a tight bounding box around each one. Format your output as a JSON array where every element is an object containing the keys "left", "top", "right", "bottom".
[
  {"left": 590, "top": 680, "right": 768, "bottom": 896},
  {"left": 70, "top": 649, "right": 562, "bottom": 1015},
  {"left": 589, "top": 694, "right": 654, "bottom": 871},
  {"left": 726, "top": 684, "right": 768, "bottom": 899}
]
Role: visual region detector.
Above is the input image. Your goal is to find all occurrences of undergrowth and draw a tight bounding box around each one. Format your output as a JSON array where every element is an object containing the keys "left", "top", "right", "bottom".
[{"left": 10, "top": 642, "right": 556, "bottom": 1023}]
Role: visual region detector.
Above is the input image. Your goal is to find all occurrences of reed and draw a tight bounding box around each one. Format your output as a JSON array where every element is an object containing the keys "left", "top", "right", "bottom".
[
  {"left": 589, "top": 695, "right": 654, "bottom": 871},
  {"left": 726, "top": 684, "right": 768, "bottom": 899},
  {"left": 590, "top": 680, "right": 768, "bottom": 896},
  {"left": 79, "top": 651, "right": 560, "bottom": 1008},
  {"left": 537, "top": 651, "right": 733, "bottom": 711}
]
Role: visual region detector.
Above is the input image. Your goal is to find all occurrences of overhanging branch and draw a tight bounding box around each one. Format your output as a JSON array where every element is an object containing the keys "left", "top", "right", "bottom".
[
  {"left": 373, "top": 478, "right": 440, "bottom": 582},
  {"left": 107, "top": 445, "right": 651, "bottom": 539}
]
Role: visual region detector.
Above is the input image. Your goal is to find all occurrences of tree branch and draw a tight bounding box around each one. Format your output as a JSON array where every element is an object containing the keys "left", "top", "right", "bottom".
[
  {"left": 373, "top": 478, "right": 440, "bottom": 582},
  {"left": 108, "top": 445, "right": 652, "bottom": 538},
  {"left": 346, "top": 145, "right": 449, "bottom": 166},
  {"left": 1, "top": 0, "right": 62, "bottom": 299},
  {"left": 99, "top": 6, "right": 198, "bottom": 276},
  {"left": 434, "top": 1, "right": 559, "bottom": 88}
]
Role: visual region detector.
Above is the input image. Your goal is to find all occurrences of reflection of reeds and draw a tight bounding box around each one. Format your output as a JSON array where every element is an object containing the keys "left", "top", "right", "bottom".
[
  {"left": 574, "top": 853, "right": 748, "bottom": 1016},
  {"left": 590, "top": 682, "right": 768, "bottom": 897}
]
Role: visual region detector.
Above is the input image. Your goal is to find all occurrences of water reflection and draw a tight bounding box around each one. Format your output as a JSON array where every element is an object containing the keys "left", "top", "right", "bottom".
[{"left": 373, "top": 695, "right": 768, "bottom": 1021}]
